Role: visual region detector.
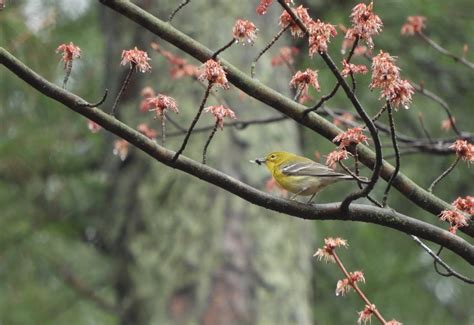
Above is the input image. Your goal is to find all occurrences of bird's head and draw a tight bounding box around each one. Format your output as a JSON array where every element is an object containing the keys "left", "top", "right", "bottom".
[{"left": 253, "top": 151, "right": 289, "bottom": 169}]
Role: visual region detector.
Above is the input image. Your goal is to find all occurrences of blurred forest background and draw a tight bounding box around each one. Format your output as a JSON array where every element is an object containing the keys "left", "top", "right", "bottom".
[{"left": 1, "top": 0, "right": 473, "bottom": 324}]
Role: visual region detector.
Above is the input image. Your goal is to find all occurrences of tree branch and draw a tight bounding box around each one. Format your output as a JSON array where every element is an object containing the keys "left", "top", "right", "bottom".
[
  {"left": 27, "top": 1, "right": 469, "bottom": 237},
  {"left": 1, "top": 47, "right": 473, "bottom": 264}
]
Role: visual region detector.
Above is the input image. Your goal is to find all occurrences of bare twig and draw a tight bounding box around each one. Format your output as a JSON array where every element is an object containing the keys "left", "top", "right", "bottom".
[
  {"left": 411, "top": 236, "right": 474, "bottom": 284},
  {"left": 212, "top": 39, "right": 236, "bottom": 59},
  {"left": 202, "top": 121, "right": 219, "bottom": 164},
  {"left": 80, "top": 89, "right": 109, "bottom": 108},
  {"left": 382, "top": 103, "right": 400, "bottom": 207},
  {"left": 411, "top": 81, "right": 462, "bottom": 136},
  {"left": 428, "top": 156, "right": 460, "bottom": 193},
  {"left": 417, "top": 112, "right": 434, "bottom": 144},
  {"left": 168, "top": 0, "right": 191, "bottom": 22},
  {"left": 173, "top": 83, "right": 212, "bottom": 160},
  {"left": 111, "top": 64, "right": 134, "bottom": 116},
  {"left": 251, "top": 25, "right": 290, "bottom": 78},
  {"left": 418, "top": 32, "right": 474, "bottom": 70}
]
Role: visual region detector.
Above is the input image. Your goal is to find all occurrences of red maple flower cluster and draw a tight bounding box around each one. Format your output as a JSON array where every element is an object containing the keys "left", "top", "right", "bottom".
[
  {"left": 401, "top": 16, "right": 426, "bottom": 36},
  {"left": 151, "top": 42, "right": 198, "bottom": 79},
  {"left": 232, "top": 19, "right": 258, "bottom": 44},
  {"left": 121, "top": 47, "right": 151, "bottom": 73},
  {"left": 441, "top": 117, "right": 455, "bottom": 132},
  {"left": 345, "top": 2, "right": 383, "bottom": 49},
  {"left": 357, "top": 304, "right": 376, "bottom": 325},
  {"left": 333, "top": 127, "right": 368, "bottom": 149},
  {"left": 308, "top": 19, "right": 337, "bottom": 55},
  {"left": 370, "top": 51, "right": 414, "bottom": 109},
  {"left": 336, "top": 271, "right": 365, "bottom": 296},
  {"left": 341, "top": 59, "right": 368, "bottom": 77},
  {"left": 313, "top": 237, "right": 348, "bottom": 263},
  {"left": 87, "top": 119, "right": 101, "bottom": 133},
  {"left": 256, "top": 0, "right": 292, "bottom": 15},
  {"left": 204, "top": 105, "right": 237, "bottom": 130},
  {"left": 198, "top": 59, "right": 229, "bottom": 89},
  {"left": 452, "top": 196, "right": 474, "bottom": 215},
  {"left": 439, "top": 209, "right": 469, "bottom": 234},
  {"left": 279, "top": 5, "right": 312, "bottom": 38},
  {"left": 56, "top": 42, "right": 81, "bottom": 68},
  {"left": 113, "top": 139, "right": 129, "bottom": 161},
  {"left": 139, "top": 86, "right": 155, "bottom": 112},
  {"left": 290, "top": 68, "right": 320, "bottom": 96},
  {"left": 147, "top": 94, "right": 179, "bottom": 119},
  {"left": 325, "top": 149, "right": 350, "bottom": 169},
  {"left": 449, "top": 139, "right": 474, "bottom": 163},
  {"left": 271, "top": 46, "right": 299, "bottom": 66}
]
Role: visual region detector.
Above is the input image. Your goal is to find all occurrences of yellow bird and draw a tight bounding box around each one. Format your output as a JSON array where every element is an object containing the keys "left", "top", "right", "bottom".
[{"left": 253, "top": 151, "right": 357, "bottom": 203}]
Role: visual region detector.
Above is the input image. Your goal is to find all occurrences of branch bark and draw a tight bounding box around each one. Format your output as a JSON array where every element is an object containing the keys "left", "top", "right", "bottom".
[{"left": 1, "top": 47, "right": 473, "bottom": 265}]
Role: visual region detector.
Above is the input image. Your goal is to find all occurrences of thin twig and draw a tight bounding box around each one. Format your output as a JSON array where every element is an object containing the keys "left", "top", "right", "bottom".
[
  {"left": 371, "top": 105, "right": 387, "bottom": 124},
  {"left": 382, "top": 103, "right": 400, "bottom": 207},
  {"left": 304, "top": 83, "right": 340, "bottom": 114},
  {"left": 418, "top": 32, "right": 474, "bottom": 70},
  {"left": 251, "top": 25, "right": 289, "bottom": 78},
  {"left": 173, "top": 83, "right": 212, "bottom": 161},
  {"left": 338, "top": 161, "right": 370, "bottom": 184},
  {"left": 417, "top": 112, "right": 434, "bottom": 144},
  {"left": 80, "top": 89, "right": 109, "bottom": 108},
  {"left": 167, "top": 115, "right": 288, "bottom": 137},
  {"left": 428, "top": 156, "right": 460, "bottom": 193},
  {"left": 332, "top": 252, "right": 387, "bottom": 324},
  {"left": 411, "top": 236, "right": 474, "bottom": 284},
  {"left": 212, "top": 39, "right": 235, "bottom": 59},
  {"left": 340, "top": 154, "right": 383, "bottom": 207},
  {"left": 111, "top": 64, "right": 134, "bottom": 116},
  {"left": 202, "top": 121, "right": 219, "bottom": 164},
  {"left": 411, "top": 81, "right": 462, "bottom": 136},
  {"left": 168, "top": 0, "right": 191, "bottom": 22}
]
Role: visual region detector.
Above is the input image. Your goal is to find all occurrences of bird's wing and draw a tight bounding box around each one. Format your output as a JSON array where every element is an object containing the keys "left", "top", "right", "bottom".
[{"left": 281, "top": 161, "right": 351, "bottom": 178}]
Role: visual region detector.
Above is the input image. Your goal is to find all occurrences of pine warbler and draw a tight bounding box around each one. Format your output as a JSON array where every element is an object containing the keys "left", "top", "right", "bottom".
[{"left": 253, "top": 151, "right": 357, "bottom": 203}]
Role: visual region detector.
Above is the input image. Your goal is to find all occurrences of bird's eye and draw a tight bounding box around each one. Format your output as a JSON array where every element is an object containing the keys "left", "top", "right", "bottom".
[{"left": 270, "top": 154, "right": 276, "bottom": 160}]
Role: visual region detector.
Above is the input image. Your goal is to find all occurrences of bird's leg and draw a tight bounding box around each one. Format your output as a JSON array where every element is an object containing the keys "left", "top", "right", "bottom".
[
  {"left": 307, "top": 193, "right": 317, "bottom": 204},
  {"left": 289, "top": 187, "right": 309, "bottom": 201}
]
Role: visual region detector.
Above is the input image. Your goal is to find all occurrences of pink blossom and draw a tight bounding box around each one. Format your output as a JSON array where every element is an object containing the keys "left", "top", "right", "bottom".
[
  {"left": 204, "top": 105, "right": 237, "bottom": 130},
  {"left": 121, "top": 47, "right": 151, "bottom": 73}
]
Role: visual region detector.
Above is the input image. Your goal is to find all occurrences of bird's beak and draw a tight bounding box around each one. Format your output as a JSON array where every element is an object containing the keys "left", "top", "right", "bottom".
[{"left": 251, "top": 157, "right": 266, "bottom": 165}]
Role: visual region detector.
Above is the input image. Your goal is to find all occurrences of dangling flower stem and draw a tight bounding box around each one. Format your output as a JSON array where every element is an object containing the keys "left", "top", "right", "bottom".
[
  {"left": 112, "top": 64, "right": 135, "bottom": 116},
  {"left": 382, "top": 102, "right": 400, "bottom": 207},
  {"left": 212, "top": 39, "right": 236, "bottom": 59},
  {"left": 428, "top": 156, "right": 460, "bottom": 193},
  {"left": 251, "top": 25, "right": 289, "bottom": 78},
  {"left": 168, "top": 0, "right": 191, "bottom": 22},
  {"left": 62, "top": 60, "right": 73, "bottom": 89},
  {"left": 173, "top": 83, "right": 213, "bottom": 161},
  {"left": 161, "top": 115, "right": 166, "bottom": 146},
  {"left": 202, "top": 121, "right": 219, "bottom": 164}
]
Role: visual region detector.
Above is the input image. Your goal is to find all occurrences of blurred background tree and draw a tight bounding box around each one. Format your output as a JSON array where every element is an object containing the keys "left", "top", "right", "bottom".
[{"left": 0, "top": 1, "right": 473, "bottom": 324}]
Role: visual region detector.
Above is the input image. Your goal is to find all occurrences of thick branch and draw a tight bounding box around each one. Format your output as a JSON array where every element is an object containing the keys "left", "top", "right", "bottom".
[{"left": 1, "top": 47, "right": 473, "bottom": 265}]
